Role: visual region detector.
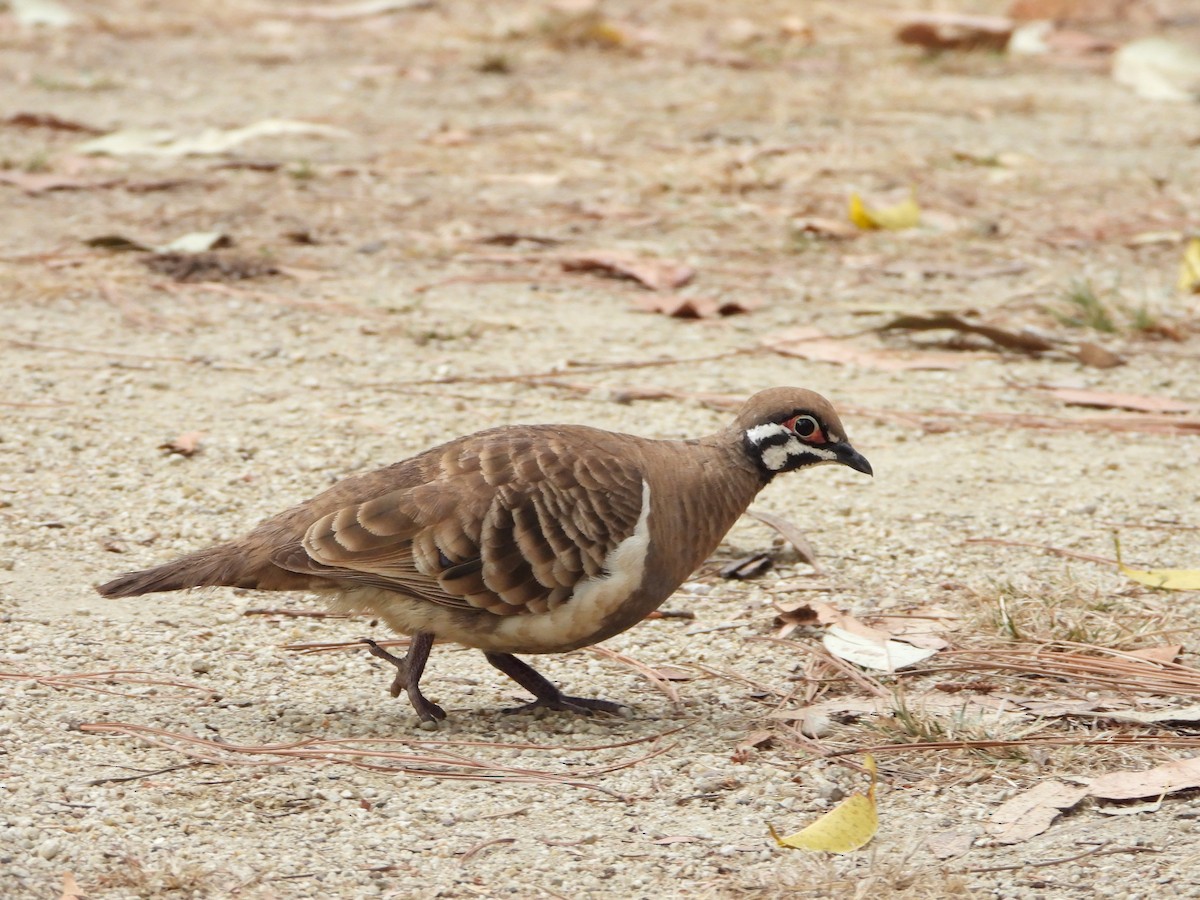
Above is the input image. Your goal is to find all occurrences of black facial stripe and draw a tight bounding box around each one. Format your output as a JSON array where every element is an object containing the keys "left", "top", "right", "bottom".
[{"left": 752, "top": 431, "right": 792, "bottom": 449}]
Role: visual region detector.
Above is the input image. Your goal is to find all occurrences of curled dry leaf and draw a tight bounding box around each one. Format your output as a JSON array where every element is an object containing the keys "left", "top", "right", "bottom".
[
  {"left": 848, "top": 192, "right": 920, "bottom": 230},
  {"left": 562, "top": 252, "right": 695, "bottom": 291},
  {"left": 745, "top": 507, "right": 820, "bottom": 570},
  {"left": 878, "top": 312, "right": 1056, "bottom": 354},
  {"left": 720, "top": 553, "right": 773, "bottom": 580}
]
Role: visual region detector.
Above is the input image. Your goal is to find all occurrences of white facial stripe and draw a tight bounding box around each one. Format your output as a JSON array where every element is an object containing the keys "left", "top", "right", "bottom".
[
  {"left": 748, "top": 422, "right": 838, "bottom": 471},
  {"left": 746, "top": 423, "right": 789, "bottom": 443}
]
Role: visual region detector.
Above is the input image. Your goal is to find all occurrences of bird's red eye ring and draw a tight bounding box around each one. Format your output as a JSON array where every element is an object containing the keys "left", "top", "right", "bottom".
[{"left": 786, "top": 414, "right": 825, "bottom": 443}]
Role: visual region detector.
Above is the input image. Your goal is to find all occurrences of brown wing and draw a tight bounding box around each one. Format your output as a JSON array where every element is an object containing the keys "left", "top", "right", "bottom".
[{"left": 271, "top": 428, "right": 647, "bottom": 616}]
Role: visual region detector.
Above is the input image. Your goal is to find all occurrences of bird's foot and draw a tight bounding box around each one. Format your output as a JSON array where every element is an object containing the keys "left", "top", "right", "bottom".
[
  {"left": 484, "top": 651, "right": 631, "bottom": 718},
  {"left": 361, "top": 636, "right": 446, "bottom": 724},
  {"left": 502, "top": 694, "right": 630, "bottom": 717}
]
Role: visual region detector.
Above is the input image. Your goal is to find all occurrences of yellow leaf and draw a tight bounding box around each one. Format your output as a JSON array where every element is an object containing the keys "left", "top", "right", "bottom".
[
  {"left": 1120, "top": 566, "right": 1200, "bottom": 591},
  {"left": 1115, "top": 534, "right": 1200, "bottom": 591},
  {"left": 849, "top": 192, "right": 920, "bottom": 231},
  {"left": 1178, "top": 238, "right": 1200, "bottom": 293},
  {"left": 768, "top": 756, "right": 879, "bottom": 853}
]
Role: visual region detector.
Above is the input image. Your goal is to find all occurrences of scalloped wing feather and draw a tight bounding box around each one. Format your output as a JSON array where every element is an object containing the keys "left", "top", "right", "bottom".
[{"left": 272, "top": 428, "right": 647, "bottom": 617}]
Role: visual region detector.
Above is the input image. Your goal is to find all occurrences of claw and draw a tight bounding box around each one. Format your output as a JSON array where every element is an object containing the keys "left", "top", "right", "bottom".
[{"left": 361, "top": 633, "right": 444, "bottom": 723}]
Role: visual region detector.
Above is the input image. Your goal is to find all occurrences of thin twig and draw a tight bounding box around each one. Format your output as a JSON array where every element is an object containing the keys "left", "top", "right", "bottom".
[
  {"left": 588, "top": 646, "right": 683, "bottom": 709},
  {"left": 964, "top": 842, "right": 1160, "bottom": 874},
  {"left": 459, "top": 837, "right": 517, "bottom": 863},
  {"left": 379, "top": 349, "right": 757, "bottom": 387},
  {"left": 87, "top": 762, "right": 203, "bottom": 786},
  {"left": 963, "top": 537, "right": 1117, "bottom": 566},
  {"left": 1, "top": 338, "right": 263, "bottom": 372}
]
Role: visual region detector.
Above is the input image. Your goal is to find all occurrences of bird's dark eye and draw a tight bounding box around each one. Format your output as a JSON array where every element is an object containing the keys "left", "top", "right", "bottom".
[{"left": 789, "top": 415, "right": 818, "bottom": 438}]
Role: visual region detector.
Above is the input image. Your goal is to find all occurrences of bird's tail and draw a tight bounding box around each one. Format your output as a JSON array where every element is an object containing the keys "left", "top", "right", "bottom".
[{"left": 96, "top": 543, "right": 260, "bottom": 598}]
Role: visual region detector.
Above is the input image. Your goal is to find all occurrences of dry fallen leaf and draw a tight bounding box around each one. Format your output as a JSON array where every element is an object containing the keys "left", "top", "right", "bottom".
[
  {"left": 895, "top": 13, "right": 1013, "bottom": 52},
  {"left": 563, "top": 252, "right": 695, "bottom": 291},
  {"left": 1089, "top": 757, "right": 1200, "bottom": 801},
  {"left": 0, "top": 172, "right": 123, "bottom": 195},
  {"left": 1100, "top": 702, "right": 1200, "bottom": 726},
  {"left": 79, "top": 119, "right": 351, "bottom": 158},
  {"left": 630, "top": 295, "right": 758, "bottom": 318},
  {"left": 878, "top": 312, "right": 1057, "bottom": 354},
  {"left": 4, "top": 112, "right": 102, "bottom": 133},
  {"left": 769, "top": 756, "right": 878, "bottom": 853},
  {"left": 788, "top": 217, "right": 858, "bottom": 240},
  {"left": 11, "top": 0, "right": 75, "bottom": 27},
  {"left": 1009, "top": 0, "right": 1161, "bottom": 23},
  {"left": 1073, "top": 341, "right": 1125, "bottom": 369},
  {"left": 1113, "top": 38, "right": 1200, "bottom": 102},
  {"left": 144, "top": 253, "right": 278, "bottom": 284},
  {"left": 823, "top": 624, "right": 939, "bottom": 672},
  {"left": 987, "top": 780, "right": 1088, "bottom": 844},
  {"left": 849, "top": 192, "right": 921, "bottom": 231},
  {"left": 275, "top": 0, "right": 434, "bottom": 20},
  {"left": 1179, "top": 238, "right": 1200, "bottom": 293},
  {"left": 159, "top": 431, "right": 205, "bottom": 457},
  {"left": 59, "top": 872, "right": 85, "bottom": 900},
  {"left": 925, "top": 825, "right": 981, "bottom": 860},
  {"left": 1124, "top": 645, "right": 1182, "bottom": 664},
  {"left": 1040, "top": 387, "right": 1193, "bottom": 414},
  {"left": 1119, "top": 563, "right": 1200, "bottom": 591}
]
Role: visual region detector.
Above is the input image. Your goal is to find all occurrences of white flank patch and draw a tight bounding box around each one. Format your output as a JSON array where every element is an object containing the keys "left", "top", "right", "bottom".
[{"left": 491, "top": 479, "right": 653, "bottom": 652}]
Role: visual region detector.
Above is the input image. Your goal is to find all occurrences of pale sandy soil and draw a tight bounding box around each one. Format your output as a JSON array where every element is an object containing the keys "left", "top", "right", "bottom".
[{"left": 2, "top": 1, "right": 1200, "bottom": 898}]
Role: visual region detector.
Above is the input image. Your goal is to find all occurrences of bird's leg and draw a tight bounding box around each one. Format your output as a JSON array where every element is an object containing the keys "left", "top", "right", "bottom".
[
  {"left": 361, "top": 632, "right": 446, "bottom": 723},
  {"left": 484, "top": 652, "right": 628, "bottom": 717}
]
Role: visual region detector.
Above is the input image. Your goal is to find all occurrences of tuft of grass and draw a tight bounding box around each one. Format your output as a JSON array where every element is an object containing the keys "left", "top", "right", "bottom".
[
  {"left": 968, "top": 576, "right": 1169, "bottom": 650},
  {"left": 1051, "top": 279, "right": 1168, "bottom": 337},
  {"left": 287, "top": 159, "right": 317, "bottom": 181},
  {"left": 1055, "top": 278, "right": 1117, "bottom": 333}
]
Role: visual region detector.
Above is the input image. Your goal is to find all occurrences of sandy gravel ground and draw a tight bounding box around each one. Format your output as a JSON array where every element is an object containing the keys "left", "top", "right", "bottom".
[{"left": 3, "top": 1, "right": 1200, "bottom": 897}]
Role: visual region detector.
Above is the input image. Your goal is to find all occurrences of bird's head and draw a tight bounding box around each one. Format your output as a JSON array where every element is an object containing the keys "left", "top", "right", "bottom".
[{"left": 735, "top": 387, "right": 873, "bottom": 479}]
